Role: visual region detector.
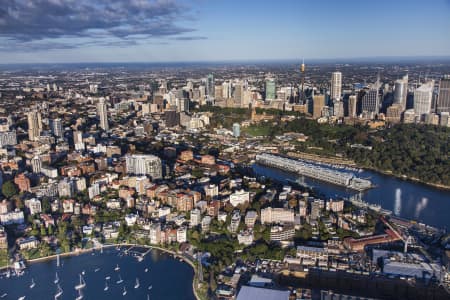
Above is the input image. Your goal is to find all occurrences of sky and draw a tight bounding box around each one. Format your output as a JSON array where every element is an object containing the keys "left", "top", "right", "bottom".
[{"left": 0, "top": 0, "right": 449, "bottom": 63}]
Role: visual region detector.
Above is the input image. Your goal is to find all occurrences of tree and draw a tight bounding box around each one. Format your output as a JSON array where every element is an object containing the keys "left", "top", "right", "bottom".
[{"left": 2, "top": 181, "right": 18, "bottom": 198}]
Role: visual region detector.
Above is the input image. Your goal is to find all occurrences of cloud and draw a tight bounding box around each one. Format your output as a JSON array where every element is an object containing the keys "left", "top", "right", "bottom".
[
  {"left": 0, "top": 0, "right": 202, "bottom": 50},
  {"left": 171, "top": 36, "right": 208, "bottom": 41}
]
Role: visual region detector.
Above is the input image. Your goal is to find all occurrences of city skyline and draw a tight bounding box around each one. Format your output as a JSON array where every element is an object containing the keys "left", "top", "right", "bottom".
[{"left": 0, "top": 0, "right": 450, "bottom": 64}]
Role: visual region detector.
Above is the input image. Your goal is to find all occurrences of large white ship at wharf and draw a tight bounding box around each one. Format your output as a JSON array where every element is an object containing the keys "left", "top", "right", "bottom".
[{"left": 255, "top": 153, "right": 372, "bottom": 191}]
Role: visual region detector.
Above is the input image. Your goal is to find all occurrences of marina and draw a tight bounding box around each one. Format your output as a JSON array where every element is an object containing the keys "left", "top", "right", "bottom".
[
  {"left": 256, "top": 153, "right": 372, "bottom": 191},
  {"left": 0, "top": 247, "right": 195, "bottom": 300}
]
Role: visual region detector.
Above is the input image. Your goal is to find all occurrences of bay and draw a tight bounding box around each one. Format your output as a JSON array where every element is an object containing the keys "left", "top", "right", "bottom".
[{"left": 0, "top": 247, "right": 195, "bottom": 300}]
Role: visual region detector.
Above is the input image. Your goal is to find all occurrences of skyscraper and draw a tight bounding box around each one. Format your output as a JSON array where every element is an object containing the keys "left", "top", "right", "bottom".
[
  {"left": 206, "top": 74, "right": 215, "bottom": 99},
  {"left": 348, "top": 95, "right": 357, "bottom": 118},
  {"left": 414, "top": 81, "right": 434, "bottom": 118},
  {"left": 97, "top": 98, "right": 109, "bottom": 131},
  {"left": 437, "top": 75, "right": 450, "bottom": 113},
  {"left": 361, "top": 80, "right": 381, "bottom": 117},
  {"left": 27, "top": 111, "right": 42, "bottom": 141},
  {"left": 330, "top": 72, "right": 342, "bottom": 101},
  {"left": 49, "top": 118, "right": 63, "bottom": 138},
  {"left": 265, "top": 79, "right": 276, "bottom": 101},
  {"left": 233, "top": 82, "right": 243, "bottom": 104},
  {"left": 393, "top": 74, "right": 408, "bottom": 110},
  {"left": 313, "top": 94, "right": 326, "bottom": 119}
]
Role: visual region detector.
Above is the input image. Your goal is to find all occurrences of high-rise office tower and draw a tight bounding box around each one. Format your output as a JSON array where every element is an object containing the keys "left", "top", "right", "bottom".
[
  {"left": 333, "top": 100, "right": 344, "bottom": 118},
  {"left": 361, "top": 80, "right": 381, "bottom": 116},
  {"left": 437, "top": 75, "right": 450, "bottom": 113},
  {"left": 97, "top": 98, "right": 109, "bottom": 131},
  {"left": 330, "top": 72, "right": 342, "bottom": 101},
  {"left": 414, "top": 81, "right": 434, "bottom": 118},
  {"left": 313, "top": 95, "right": 326, "bottom": 119},
  {"left": 222, "top": 81, "right": 232, "bottom": 99},
  {"left": 206, "top": 74, "right": 215, "bottom": 99},
  {"left": 49, "top": 118, "right": 63, "bottom": 138},
  {"left": 233, "top": 82, "right": 243, "bottom": 104},
  {"left": 27, "top": 111, "right": 42, "bottom": 141},
  {"left": 393, "top": 74, "right": 408, "bottom": 110},
  {"left": 348, "top": 95, "right": 358, "bottom": 118},
  {"left": 265, "top": 79, "right": 276, "bottom": 101}
]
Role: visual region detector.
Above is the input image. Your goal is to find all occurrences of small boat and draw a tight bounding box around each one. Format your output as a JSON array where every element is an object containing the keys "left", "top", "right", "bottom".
[
  {"left": 55, "top": 284, "right": 63, "bottom": 299},
  {"left": 0, "top": 294, "right": 7, "bottom": 298},
  {"left": 94, "top": 268, "right": 100, "bottom": 272},
  {"left": 105, "top": 276, "right": 111, "bottom": 280},
  {"left": 122, "top": 287, "right": 127, "bottom": 296},
  {"left": 104, "top": 280, "right": 109, "bottom": 291},
  {"left": 75, "top": 274, "right": 86, "bottom": 290},
  {"left": 147, "top": 295, "right": 150, "bottom": 300},
  {"left": 54, "top": 272, "right": 59, "bottom": 284},
  {"left": 144, "top": 268, "right": 148, "bottom": 273},
  {"left": 29, "top": 278, "right": 35, "bottom": 289},
  {"left": 81, "top": 270, "right": 86, "bottom": 275},
  {"left": 114, "top": 264, "right": 120, "bottom": 271},
  {"left": 18, "top": 297, "right": 25, "bottom": 300},
  {"left": 75, "top": 289, "right": 83, "bottom": 300},
  {"left": 134, "top": 277, "right": 140, "bottom": 289},
  {"left": 137, "top": 256, "right": 143, "bottom": 262},
  {"left": 148, "top": 285, "right": 152, "bottom": 290},
  {"left": 116, "top": 274, "right": 123, "bottom": 284}
]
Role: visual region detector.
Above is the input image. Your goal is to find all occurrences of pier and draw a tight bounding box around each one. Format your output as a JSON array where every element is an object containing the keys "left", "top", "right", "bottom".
[{"left": 256, "top": 153, "right": 372, "bottom": 191}]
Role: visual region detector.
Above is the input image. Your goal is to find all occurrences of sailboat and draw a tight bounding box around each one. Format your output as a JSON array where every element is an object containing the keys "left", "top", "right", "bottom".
[
  {"left": 75, "top": 274, "right": 86, "bottom": 290},
  {"left": 54, "top": 284, "right": 63, "bottom": 299},
  {"left": 75, "top": 289, "right": 83, "bottom": 300},
  {"left": 54, "top": 272, "right": 59, "bottom": 284},
  {"left": 104, "top": 280, "right": 109, "bottom": 291},
  {"left": 114, "top": 264, "right": 120, "bottom": 271},
  {"left": 29, "top": 278, "right": 35, "bottom": 289},
  {"left": 134, "top": 277, "right": 140, "bottom": 289},
  {"left": 122, "top": 286, "right": 127, "bottom": 296},
  {"left": 116, "top": 274, "right": 123, "bottom": 284}
]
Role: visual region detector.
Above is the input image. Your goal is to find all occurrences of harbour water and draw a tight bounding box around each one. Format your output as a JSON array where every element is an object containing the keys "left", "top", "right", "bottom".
[
  {"left": 253, "top": 164, "right": 450, "bottom": 229},
  {"left": 0, "top": 247, "right": 195, "bottom": 300}
]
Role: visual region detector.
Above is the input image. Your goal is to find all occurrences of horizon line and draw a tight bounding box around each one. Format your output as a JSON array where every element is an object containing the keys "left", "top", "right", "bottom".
[{"left": 1, "top": 55, "right": 450, "bottom": 66}]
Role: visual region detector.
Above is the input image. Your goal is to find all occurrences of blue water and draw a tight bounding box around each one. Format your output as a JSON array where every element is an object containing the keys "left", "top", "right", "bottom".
[
  {"left": 0, "top": 247, "right": 195, "bottom": 300},
  {"left": 253, "top": 164, "right": 450, "bottom": 229}
]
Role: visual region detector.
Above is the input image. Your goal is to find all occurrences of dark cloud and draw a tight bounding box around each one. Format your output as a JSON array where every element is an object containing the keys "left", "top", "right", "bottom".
[{"left": 0, "top": 0, "right": 202, "bottom": 50}]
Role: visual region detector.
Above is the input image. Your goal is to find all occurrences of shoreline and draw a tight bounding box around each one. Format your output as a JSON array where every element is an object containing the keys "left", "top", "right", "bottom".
[
  {"left": 1, "top": 243, "right": 201, "bottom": 300},
  {"left": 285, "top": 152, "right": 450, "bottom": 191}
]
